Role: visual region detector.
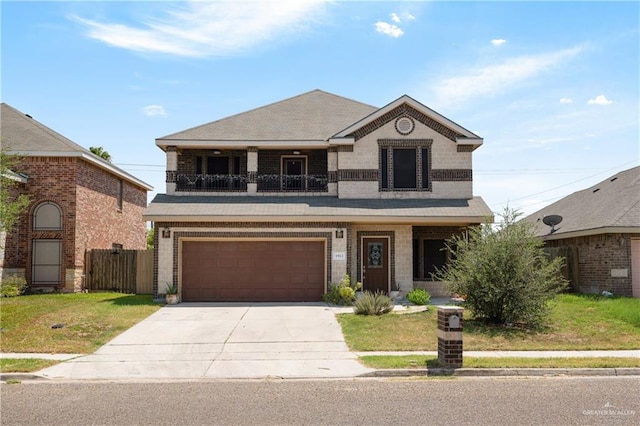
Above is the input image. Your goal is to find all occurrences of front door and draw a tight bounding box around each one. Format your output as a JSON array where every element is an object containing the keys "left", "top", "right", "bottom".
[{"left": 362, "top": 237, "right": 389, "bottom": 293}]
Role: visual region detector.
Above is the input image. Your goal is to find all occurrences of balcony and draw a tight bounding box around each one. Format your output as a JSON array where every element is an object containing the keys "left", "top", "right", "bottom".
[
  {"left": 176, "top": 174, "right": 247, "bottom": 192},
  {"left": 257, "top": 174, "right": 328, "bottom": 192},
  {"left": 174, "top": 173, "right": 328, "bottom": 193}
]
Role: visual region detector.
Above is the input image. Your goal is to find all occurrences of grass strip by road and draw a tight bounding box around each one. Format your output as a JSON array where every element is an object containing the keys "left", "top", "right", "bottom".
[
  {"left": 359, "top": 356, "right": 640, "bottom": 369},
  {"left": 338, "top": 294, "right": 640, "bottom": 351},
  {"left": 0, "top": 293, "right": 160, "bottom": 354},
  {"left": 0, "top": 359, "right": 60, "bottom": 373}
]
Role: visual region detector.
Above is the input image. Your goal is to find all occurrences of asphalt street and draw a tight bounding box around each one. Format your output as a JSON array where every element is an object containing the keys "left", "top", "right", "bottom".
[{"left": 2, "top": 377, "right": 639, "bottom": 425}]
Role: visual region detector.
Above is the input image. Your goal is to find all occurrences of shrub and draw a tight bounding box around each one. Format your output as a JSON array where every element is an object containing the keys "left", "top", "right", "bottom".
[
  {"left": 435, "top": 207, "right": 568, "bottom": 327},
  {"left": 323, "top": 274, "right": 362, "bottom": 305},
  {"left": 407, "top": 288, "right": 431, "bottom": 305},
  {"left": 1, "top": 275, "right": 27, "bottom": 297},
  {"left": 353, "top": 291, "right": 394, "bottom": 315}
]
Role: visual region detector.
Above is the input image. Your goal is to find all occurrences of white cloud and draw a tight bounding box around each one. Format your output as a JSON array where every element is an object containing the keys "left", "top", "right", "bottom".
[
  {"left": 431, "top": 46, "right": 583, "bottom": 107},
  {"left": 71, "top": 1, "right": 329, "bottom": 57},
  {"left": 143, "top": 105, "right": 167, "bottom": 117},
  {"left": 587, "top": 95, "right": 613, "bottom": 105},
  {"left": 560, "top": 98, "right": 573, "bottom": 104},
  {"left": 491, "top": 39, "right": 507, "bottom": 46},
  {"left": 390, "top": 13, "right": 400, "bottom": 23},
  {"left": 375, "top": 21, "right": 404, "bottom": 38}
]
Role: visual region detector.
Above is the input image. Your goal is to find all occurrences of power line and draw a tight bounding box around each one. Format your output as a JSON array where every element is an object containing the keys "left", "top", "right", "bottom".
[
  {"left": 115, "top": 163, "right": 164, "bottom": 167},
  {"left": 490, "top": 160, "right": 638, "bottom": 207}
]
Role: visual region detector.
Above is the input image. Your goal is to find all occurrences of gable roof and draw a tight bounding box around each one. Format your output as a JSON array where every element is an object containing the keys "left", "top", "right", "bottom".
[
  {"left": 331, "top": 94, "right": 483, "bottom": 148},
  {"left": 1, "top": 103, "right": 152, "bottom": 191},
  {"left": 523, "top": 166, "right": 640, "bottom": 239},
  {"left": 156, "top": 90, "right": 483, "bottom": 151},
  {"left": 156, "top": 89, "right": 377, "bottom": 149}
]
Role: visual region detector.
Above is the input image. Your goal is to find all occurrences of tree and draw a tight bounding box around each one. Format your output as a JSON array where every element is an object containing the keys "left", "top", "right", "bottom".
[
  {"left": 436, "top": 207, "right": 568, "bottom": 327},
  {"left": 0, "top": 148, "right": 30, "bottom": 234},
  {"left": 89, "top": 146, "right": 111, "bottom": 162},
  {"left": 146, "top": 228, "right": 154, "bottom": 250}
]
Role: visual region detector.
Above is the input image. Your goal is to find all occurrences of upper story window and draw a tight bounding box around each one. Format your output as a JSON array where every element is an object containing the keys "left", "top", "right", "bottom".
[
  {"left": 33, "top": 202, "right": 62, "bottom": 231},
  {"left": 116, "top": 179, "right": 123, "bottom": 210},
  {"left": 379, "top": 139, "right": 432, "bottom": 191}
]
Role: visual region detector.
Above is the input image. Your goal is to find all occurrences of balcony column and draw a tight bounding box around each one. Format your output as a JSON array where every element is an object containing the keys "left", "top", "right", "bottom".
[
  {"left": 247, "top": 147, "right": 258, "bottom": 195},
  {"left": 327, "top": 146, "right": 338, "bottom": 196},
  {"left": 166, "top": 146, "right": 177, "bottom": 194}
]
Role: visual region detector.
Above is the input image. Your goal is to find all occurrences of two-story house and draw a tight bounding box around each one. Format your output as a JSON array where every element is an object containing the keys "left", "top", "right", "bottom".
[
  {"left": 1, "top": 103, "right": 152, "bottom": 292},
  {"left": 144, "top": 90, "right": 492, "bottom": 302}
]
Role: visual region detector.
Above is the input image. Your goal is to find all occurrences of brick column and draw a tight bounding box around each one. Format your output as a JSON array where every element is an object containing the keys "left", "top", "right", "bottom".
[
  {"left": 166, "top": 146, "right": 177, "bottom": 194},
  {"left": 437, "top": 306, "right": 464, "bottom": 368},
  {"left": 247, "top": 147, "right": 258, "bottom": 194}
]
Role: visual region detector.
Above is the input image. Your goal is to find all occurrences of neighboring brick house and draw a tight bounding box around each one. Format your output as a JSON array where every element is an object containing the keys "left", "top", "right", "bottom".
[
  {"left": 523, "top": 166, "right": 640, "bottom": 297},
  {"left": 144, "top": 90, "right": 493, "bottom": 302},
  {"left": 0, "top": 103, "right": 153, "bottom": 292}
]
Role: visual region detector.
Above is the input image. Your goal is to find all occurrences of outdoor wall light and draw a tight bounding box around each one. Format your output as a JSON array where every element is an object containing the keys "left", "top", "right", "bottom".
[
  {"left": 293, "top": 151, "right": 301, "bottom": 155},
  {"left": 213, "top": 150, "right": 221, "bottom": 155},
  {"left": 162, "top": 227, "right": 171, "bottom": 238},
  {"left": 335, "top": 229, "right": 344, "bottom": 239}
]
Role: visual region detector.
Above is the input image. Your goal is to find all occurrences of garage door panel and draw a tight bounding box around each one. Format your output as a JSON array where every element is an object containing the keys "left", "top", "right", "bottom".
[{"left": 182, "top": 240, "right": 325, "bottom": 302}]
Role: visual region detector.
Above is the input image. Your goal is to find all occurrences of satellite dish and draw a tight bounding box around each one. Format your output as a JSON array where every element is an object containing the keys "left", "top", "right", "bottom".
[{"left": 542, "top": 215, "right": 563, "bottom": 233}]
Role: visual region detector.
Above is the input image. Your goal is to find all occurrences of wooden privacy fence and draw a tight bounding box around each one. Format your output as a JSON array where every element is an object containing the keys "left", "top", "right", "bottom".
[
  {"left": 85, "top": 249, "right": 154, "bottom": 294},
  {"left": 545, "top": 246, "right": 579, "bottom": 292}
]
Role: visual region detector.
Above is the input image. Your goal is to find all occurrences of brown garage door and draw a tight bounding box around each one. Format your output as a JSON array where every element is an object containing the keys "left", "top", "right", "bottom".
[{"left": 181, "top": 240, "right": 325, "bottom": 302}]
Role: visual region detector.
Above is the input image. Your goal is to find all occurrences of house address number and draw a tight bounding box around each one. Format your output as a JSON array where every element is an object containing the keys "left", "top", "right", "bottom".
[{"left": 332, "top": 252, "right": 346, "bottom": 261}]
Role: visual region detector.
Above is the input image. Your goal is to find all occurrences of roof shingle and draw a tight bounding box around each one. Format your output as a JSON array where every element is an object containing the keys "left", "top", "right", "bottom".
[
  {"left": 156, "top": 89, "right": 377, "bottom": 143},
  {"left": 144, "top": 195, "right": 493, "bottom": 223},
  {"left": 524, "top": 166, "right": 640, "bottom": 237}
]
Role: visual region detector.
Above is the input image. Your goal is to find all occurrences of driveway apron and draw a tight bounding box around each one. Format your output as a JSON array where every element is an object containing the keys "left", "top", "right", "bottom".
[{"left": 38, "top": 303, "right": 372, "bottom": 380}]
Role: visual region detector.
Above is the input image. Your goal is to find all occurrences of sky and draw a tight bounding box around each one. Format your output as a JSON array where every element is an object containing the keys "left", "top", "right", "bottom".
[{"left": 2, "top": 0, "right": 638, "bottom": 219}]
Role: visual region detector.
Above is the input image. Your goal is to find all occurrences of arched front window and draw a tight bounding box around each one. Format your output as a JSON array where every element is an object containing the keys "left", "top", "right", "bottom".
[{"left": 33, "top": 202, "right": 62, "bottom": 231}]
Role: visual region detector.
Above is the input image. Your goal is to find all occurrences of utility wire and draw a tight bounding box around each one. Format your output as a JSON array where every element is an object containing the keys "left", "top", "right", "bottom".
[{"left": 490, "top": 160, "right": 638, "bottom": 207}]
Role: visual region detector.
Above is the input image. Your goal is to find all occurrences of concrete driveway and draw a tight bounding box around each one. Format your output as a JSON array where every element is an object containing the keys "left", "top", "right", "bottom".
[{"left": 38, "top": 303, "right": 372, "bottom": 380}]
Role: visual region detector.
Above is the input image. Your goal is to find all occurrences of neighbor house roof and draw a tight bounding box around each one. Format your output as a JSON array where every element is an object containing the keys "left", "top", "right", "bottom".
[
  {"left": 1, "top": 103, "right": 153, "bottom": 191},
  {"left": 144, "top": 195, "right": 493, "bottom": 224},
  {"left": 156, "top": 89, "right": 378, "bottom": 150},
  {"left": 524, "top": 166, "right": 640, "bottom": 240}
]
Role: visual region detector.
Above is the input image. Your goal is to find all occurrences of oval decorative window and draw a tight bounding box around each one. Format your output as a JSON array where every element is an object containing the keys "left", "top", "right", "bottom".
[{"left": 395, "top": 117, "right": 415, "bottom": 135}]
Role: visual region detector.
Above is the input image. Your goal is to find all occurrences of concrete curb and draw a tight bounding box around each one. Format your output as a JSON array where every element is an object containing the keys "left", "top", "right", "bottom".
[
  {"left": 3, "top": 368, "right": 639, "bottom": 382},
  {"left": 364, "top": 367, "right": 640, "bottom": 378},
  {"left": 0, "top": 373, "right": 49, "bottom": 382}
]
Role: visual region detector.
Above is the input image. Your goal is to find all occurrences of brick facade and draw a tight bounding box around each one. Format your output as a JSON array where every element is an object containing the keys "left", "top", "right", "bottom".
[
  {"left": 149, "top": 92, "right": 489, "bottom": 301},
  {"left": 1, "top": 156, "right": 148, "bottom": 291},
  {"left": 546, "top": 233, "right": 635, "bottom": 296}
]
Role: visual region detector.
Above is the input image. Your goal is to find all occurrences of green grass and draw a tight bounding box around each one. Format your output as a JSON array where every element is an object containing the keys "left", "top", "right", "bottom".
[
  {"left": 0, "top": 292, "right": 160, "bottom": 354},
  {"left": 0, "top": 358, "right": 60, "bottom": 373},
  {"left": 338, "top": 294, "right": 640, "bottom": 351},
  {"left": 360, "top": 355, "right": 640, "bottom": 369}
]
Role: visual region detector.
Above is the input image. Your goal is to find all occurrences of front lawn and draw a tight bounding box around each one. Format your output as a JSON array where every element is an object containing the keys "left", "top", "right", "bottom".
[
  {"left": 0, "top": 358, "right": 60, "bottom": 373},
  {"left": 359, "top": 356, "right": 640, "bottom": 369},
  {"left": 0, "top": 293, "right": 160, "bottom": 354},
  {"left": 338, "top": 294, "right": 640, "bottom": 351}
]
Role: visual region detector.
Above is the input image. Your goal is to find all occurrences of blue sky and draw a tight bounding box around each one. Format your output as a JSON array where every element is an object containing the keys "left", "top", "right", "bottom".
[{"left": 2, "top": 1, "right": 638, "bottom": 217}]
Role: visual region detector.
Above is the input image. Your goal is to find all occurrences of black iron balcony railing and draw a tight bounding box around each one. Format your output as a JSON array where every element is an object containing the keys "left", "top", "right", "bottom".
[
  {"left": 176, "top": 174, "right": 247, "bottom": 191},
  {"left": 175, "top": 173, "right": 328, "bottom": 192},
  {"left": 257, "top": 174, "right": 328, "bottom": 192}
]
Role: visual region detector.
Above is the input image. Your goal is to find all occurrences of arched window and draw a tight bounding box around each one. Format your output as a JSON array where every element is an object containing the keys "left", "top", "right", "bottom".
[{"left": 33, "top": 202, "right": 62, "bottom": 231}]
